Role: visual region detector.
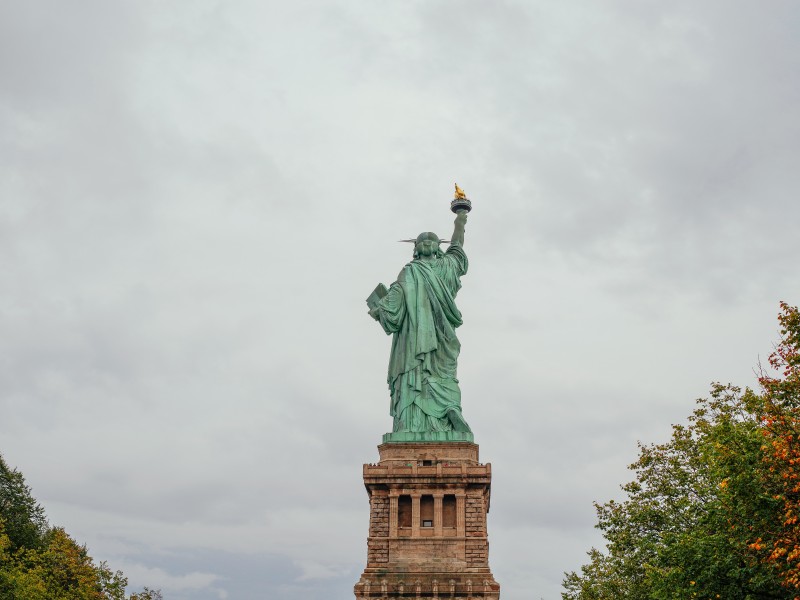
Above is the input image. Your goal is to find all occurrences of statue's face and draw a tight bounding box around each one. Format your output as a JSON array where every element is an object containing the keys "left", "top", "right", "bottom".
[{"left": 415, "top": 232, "right": 440, "bottom": 257}]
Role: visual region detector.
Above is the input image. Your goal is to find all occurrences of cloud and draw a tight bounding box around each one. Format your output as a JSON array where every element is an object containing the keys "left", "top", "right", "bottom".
[
  {"left": 117, "top": 562, "right": 221, "bottom": 594},
  {"left": 2, "top": 2, "right": 799, "bottom": 599}
]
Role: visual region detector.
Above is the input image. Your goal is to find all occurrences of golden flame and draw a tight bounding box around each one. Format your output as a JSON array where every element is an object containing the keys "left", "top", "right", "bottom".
[{"left": 454, "top": 183, "right": 467, "bottom": 199}]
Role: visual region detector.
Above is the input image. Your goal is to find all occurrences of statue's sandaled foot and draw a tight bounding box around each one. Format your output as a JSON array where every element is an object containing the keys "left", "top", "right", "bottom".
[{"left": 446, "top": 408, "right": 472, "bottom": 433}]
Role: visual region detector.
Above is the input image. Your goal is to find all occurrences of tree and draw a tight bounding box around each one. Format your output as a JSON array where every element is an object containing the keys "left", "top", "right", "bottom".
[
  {"left": 96, "top": 561, "right": 128, "bottom": 600},
  {"left": 129, "top": 588, "right": 163, "bottom": 600},
  {"left": 757, "top": 302, "right": 800, "bottom": 590},
  {"left": 564, "top": 303, "right": 800, "bottom": 599},
  {"left": 563, "top": 384, "right": 788, "bottom": 599},
  {"left": 0, "top": 454, "right": 159, "bottom": 600},
  {"left": 0, "top": 455, "right": 48, "bottom": 553},
  {"left": 17, "top": 527, "right": 108, "bottom": 599}
]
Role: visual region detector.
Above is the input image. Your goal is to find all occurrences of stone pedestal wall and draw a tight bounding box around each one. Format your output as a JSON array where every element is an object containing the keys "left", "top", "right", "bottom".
[{"left": 354, "top": 442, "right": 500, "bottom": 599}]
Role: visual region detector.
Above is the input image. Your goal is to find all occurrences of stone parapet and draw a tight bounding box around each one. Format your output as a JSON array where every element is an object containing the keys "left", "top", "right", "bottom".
[
  {"left": 363, "top": 461, "right": 491, "bottom": 484},
  {"left": 376, "top": 442, "right": 480, "bottom": 464}
]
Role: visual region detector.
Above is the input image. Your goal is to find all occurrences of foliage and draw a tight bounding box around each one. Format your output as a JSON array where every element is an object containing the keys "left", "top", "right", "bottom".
[
  {"left": 0, "top": 453, "right": 160, "bottom": 599},
  {"left": 563, "top": 383, "right": 788, "bottom": 599},
  {"left": 757, "top": 302, "right": 800, "bottom": 590},
  {"left": 129, "top": 588, "right": 163, "bottom": 600},
  {"left": 96, "top": 561, "right": 129, "bottom": 600},
  {"left": 2, "top": 522, "right": 100, "bottom": 599},
  {"left": 0, "top": 455, "right": 48, "bottom": 553},
  {"left": 563, "top": 303, "right": 800, "bottom": 599}
]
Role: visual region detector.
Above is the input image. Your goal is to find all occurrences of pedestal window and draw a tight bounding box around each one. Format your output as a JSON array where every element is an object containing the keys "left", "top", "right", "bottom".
[
  {"left": 420, "top": 495, "right": 434, "bottom": 528},
  {"left": 442, "top": 494, "right": 456, "bottom": 529},
  {"left": 398, "top": 495, "right": 412, "bottom": 530}
]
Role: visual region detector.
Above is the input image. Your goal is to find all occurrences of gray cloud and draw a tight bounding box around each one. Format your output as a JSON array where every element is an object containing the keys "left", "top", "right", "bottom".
[{"left": 2, "top": 1, "right": 799, "bottom": 599}]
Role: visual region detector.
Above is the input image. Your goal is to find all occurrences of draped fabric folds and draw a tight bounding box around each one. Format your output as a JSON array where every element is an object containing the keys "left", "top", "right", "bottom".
[{"left": 376, "top": 244, "right": 471, "bottom": 433}]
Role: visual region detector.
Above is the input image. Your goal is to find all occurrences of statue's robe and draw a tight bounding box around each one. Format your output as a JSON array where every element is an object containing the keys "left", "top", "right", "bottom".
[{"left": 376, "top": 244, "right": 470, "bottom": 432}]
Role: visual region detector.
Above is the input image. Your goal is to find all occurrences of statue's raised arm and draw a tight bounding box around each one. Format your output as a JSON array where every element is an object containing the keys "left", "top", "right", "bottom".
[{"left": 451, "top": 209, "right": 467, "bottom": 247}]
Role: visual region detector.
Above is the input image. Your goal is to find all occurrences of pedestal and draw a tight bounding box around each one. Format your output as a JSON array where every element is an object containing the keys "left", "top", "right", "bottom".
[{"left": 354, "top": 442, "right": 500, "bottom": 599}]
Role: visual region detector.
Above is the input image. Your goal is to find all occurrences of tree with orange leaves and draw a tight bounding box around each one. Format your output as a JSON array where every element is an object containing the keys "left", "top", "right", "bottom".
[
  {"left": 563, "top": 383, "right": 788, "bottom": 599},
  {"left": 757, "top": 302, "right": 800, "bottom": 592},
  {"left": 563, "top": 304, "right": 800, "bottom": 600}
]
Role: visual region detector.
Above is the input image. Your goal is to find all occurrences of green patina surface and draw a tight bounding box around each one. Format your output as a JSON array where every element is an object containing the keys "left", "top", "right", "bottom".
[
  {"left": 382, "top": 431, "right": 475, "bottom": 443},
  {"left": 368, "top": 210, "right": 473, "bottom": 443}
]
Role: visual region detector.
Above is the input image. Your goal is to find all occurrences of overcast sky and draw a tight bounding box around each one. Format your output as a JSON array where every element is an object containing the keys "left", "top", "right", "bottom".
[{"left": 1, "top": 1, "right": 799, "bottom": 599}]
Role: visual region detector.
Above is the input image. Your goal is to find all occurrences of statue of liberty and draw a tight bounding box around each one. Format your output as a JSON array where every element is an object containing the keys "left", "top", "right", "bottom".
[{"left": 367, "top": 186, "right": 473, "bottom": 441}]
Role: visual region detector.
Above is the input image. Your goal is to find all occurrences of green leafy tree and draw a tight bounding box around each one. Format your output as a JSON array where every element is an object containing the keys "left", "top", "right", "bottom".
[
  {"left": 129, "top": 588, "right": 163, "bottom": 600},
  {"left": 0, "top": 455, "right": 48, "bottom": 552},
  {"left": 565, "top": 305, "right": 800, "bottom": 599},
  {"left": 97, "top": 561, "right": 129, "bottom": 600},
  {"left": 563, "top": 384, "right": 788, "bottom": 599},
  {"left": 0, "top": 454, "right": 159, "bottom": 600},
  {"left": 14, "top": 527, "right": 107, "bottom": 599}
]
